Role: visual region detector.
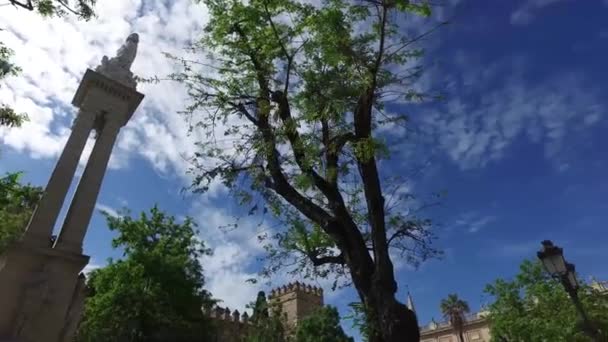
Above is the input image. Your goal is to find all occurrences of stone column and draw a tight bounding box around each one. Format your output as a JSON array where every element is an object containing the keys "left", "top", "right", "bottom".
[
  {"left": 54, "top": 115, "right": 122, "bottom": 253},
  {"left": 23, "top": 110, "right": 97, "bottom": 246}
]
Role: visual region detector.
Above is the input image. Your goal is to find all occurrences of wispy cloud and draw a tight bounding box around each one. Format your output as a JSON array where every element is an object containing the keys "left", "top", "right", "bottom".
[
  {"left": 95, "top": 203, "right": 119, "bottom": 217},
  {"left": 510, "top": 0, "right": 570, "bottom": 26},
  {"left": 453, "top": 212, "right": 497, "bottom": 234},
  {"left": 415, "top": 56, "right": 605, "bottom": 171},
  {"left": 192, "top": 198, "right": 350, "bottom": 310},
  {"left": 492, "top": 240, "right": 539, "bottom": 259}
]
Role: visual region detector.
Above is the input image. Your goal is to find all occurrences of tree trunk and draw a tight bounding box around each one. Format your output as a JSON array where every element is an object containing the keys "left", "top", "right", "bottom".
[
  {"left": 376, "top": 298, "right": 419, "bottom": 342},
  {"left": 351, "top": 271, "right": 420, "bottom": 342}
]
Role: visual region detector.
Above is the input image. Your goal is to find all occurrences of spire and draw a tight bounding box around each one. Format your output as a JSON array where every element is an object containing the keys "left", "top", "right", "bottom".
[{"left": 406, "top": 287, "right": 416, "bottom": 313}]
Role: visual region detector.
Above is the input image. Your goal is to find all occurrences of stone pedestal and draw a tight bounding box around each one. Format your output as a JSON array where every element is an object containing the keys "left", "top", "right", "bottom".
[
  {"left": 0, "top": 241, "right": 89, "bottom": 342},
  {"left": 0, "top": 68, "right": 143, "bottom": 342}
]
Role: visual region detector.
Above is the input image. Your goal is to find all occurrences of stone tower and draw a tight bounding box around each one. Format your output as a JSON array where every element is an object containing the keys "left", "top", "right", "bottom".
[
  {"left": 269, "top": 282, "right": 324, "bottom": 329},
  {"left": 0, "top": 34, "right": 143, "bottom": 342}
]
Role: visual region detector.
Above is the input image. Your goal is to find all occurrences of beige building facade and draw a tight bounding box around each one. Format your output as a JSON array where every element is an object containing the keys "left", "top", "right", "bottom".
[
  {"left": 419, "top": 279, "right": 607, "bottom": 342},
  {"left": 420, "top": 313, "right": 491, "bottom": 342}
]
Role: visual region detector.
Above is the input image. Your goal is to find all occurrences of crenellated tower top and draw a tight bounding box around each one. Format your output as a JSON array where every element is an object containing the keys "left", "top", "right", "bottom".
[
  {"left": 268, "top": 281, "right": 324, "bottom": 299},
  {"left": 268, "top": 281, "right": 324, "bottom": 329}
]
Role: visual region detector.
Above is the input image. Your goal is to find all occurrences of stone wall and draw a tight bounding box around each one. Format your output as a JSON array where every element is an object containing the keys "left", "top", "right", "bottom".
[
  {"left": 206, "top": 282, "right": 325, "bottom": 340},
  {"left": 206, "top": 306, "right": 250, "bottom": 342}
]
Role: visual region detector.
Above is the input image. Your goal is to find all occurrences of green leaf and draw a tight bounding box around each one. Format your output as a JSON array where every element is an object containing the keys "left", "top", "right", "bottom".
[{"left": 400, "top": 2, "right": 432, "bottom": 17}]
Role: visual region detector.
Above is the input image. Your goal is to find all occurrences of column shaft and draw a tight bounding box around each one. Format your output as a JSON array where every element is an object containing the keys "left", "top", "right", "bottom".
[
  {"left": 23, "top": 111, "right": 96, "bottom": 245},
  {"left": 54, "top": 117, "right": 121, "bottom": 253}
]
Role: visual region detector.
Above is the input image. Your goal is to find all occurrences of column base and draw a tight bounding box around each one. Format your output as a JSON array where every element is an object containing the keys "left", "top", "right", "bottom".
[{"left": 0, "top": 241, "right": 89, "bottom": 342}]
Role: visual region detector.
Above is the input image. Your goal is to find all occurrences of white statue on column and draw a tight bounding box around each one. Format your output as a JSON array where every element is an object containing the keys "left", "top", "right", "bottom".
[{"left": 96, "top": 33, "right": 139, "bottom": 88}]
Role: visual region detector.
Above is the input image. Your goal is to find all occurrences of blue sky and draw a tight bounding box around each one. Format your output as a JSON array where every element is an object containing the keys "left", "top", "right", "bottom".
[{"left": 1, "top": 0, "right": 608, "bottom": 339}]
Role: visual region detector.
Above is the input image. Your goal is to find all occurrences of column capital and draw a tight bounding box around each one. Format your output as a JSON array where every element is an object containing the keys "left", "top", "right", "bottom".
[{"left": 73, "top": 69, "right": 144, "bottom": 123}]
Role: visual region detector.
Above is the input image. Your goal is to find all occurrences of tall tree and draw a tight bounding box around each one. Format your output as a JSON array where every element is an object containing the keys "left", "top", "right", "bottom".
[
  {"left": 0, "top": 172, "right": 43, "bottom": 253},
  {"left": 76, "top": 206, "right": 215, "bottom": 342},
  {"left": 295, "top": 306, "right": 354, "bottom": 342},
  {"left": 439, "top": 293, "right": 470, "bottom": 342},
  {"left": 485, "top": 260, "right": 608, "bottom": 341},
  {"left": 245, "top": 294, "right": 286, "bottom": 342},
  {"left": 251, "top": 291, "right": 270, "bottom": 322},
  {"left": 168, "top": 0, "right": 444, "bottom": 339}
]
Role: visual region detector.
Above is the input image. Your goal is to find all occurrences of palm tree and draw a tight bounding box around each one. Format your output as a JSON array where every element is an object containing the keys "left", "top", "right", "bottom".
[{"left": 440, "top": 293, "right": 471, "bottom": 342}]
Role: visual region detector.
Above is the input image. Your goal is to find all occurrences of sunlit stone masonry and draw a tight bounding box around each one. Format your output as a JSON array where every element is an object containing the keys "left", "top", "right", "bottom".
[
  {"left": 206, "top": 282, "right": 325, "bottom": 342},
  {"left": 0, "top": 33, "right": 144, "bottom": 342}
]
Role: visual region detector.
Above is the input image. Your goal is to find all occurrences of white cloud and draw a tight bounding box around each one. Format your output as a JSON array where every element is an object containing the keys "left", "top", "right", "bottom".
[
  {"left": 493, "top": 240, "right": 539, "bottom": 258},
  {"left": 417, "top": 58, "right": 605, "bottom": 171},
  {"left": 453, "top": 212, "right": 497, "bottom": 234},
  {"left": 82, "top": 259, "right": 104, "bottom": 275},
  {"left": 201, "top": 242, "right": 259, "bottom": 312},
  {"left": 191, "top": 200, "right": 269, "bottom": 311},
  {"left": 0, "top": 0, "right": 210, "bottom": 180},
  {"left": 191, "top": 199, "right": 348, "bottom": 309},
  {"left": 510, "top": 0, "right": 570, "bottom": 26},
  {"left": 95, "top": 203, "right": 119, "bottom": 217}
]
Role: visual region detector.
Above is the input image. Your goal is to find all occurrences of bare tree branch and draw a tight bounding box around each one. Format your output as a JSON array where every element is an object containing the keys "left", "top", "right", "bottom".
[{"left": 8, "top": 0, "right": 33, "bottom": 10}]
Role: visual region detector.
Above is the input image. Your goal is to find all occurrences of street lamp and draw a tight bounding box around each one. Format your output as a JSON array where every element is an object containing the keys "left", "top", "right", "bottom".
[
  {"left": 537, "top": 240, "right": 599, "bottom": 341},
  {"left": 537, "top": 240, "right": 567, "bottom": 276}
]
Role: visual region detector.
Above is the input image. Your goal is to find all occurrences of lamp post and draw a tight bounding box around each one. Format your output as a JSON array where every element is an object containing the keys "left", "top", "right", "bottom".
[{"left": 537, "top": 240, "right": 599, "bottom": 341}]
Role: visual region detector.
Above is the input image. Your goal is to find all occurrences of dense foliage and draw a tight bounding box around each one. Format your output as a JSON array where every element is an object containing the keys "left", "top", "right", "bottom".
[
  {"left": 439, "top": 294, "right": 470, "bottom": 342},
  {"left": 77, "top": 206, "right": 215, "bottom": 342},
  {"left": 0, "top": 172, "right": 42, "bottom": 253},
  {"left": 295, "top": 306, "right": 354, "bottom": 342},
  {"left": 244, "top": 291, "right": 286, "bottom": 342},
  {"left": 169, "top": 0, "right": 444, "bottom": 339},
  {"left": 485, "top": 260, "right": 608, "bottom": 341}
]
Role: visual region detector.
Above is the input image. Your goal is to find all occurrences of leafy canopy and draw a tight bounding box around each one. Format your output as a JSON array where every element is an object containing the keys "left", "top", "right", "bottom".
[
  {"left": 440, "top": 293, "right": 470, "bottom": 342},
  {"left": 245, "top": 292, "right": 286, "bottom": 342},
  {"left": 295, "top": 306, "right": 354, "bottom": 342},
  {"left": 440, "top": 293, "right": 470, "bottom": 323},
  {"left": 485, "top": 260, "right": 608, "bottom": 341},
  {"left": 0, "top": 172, "right": 42, "bottom": 253},
  {"left": 169, "top": 0, "right": 442, "bottom": 286},
  {"left": 77, "top": 206, "right": 215, "bottom": 342}
]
